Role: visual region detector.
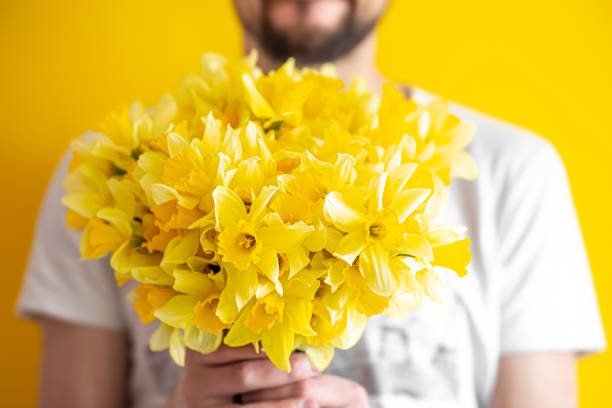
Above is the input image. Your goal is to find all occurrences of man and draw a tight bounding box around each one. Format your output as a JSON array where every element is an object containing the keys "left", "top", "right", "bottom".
[{"left": 16, "top": 1, "right": 606, "bottom": 407}]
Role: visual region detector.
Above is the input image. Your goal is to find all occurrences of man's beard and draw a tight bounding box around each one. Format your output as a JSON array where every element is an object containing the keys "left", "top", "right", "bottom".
[{"left": 259, "top": 0, "right": 380, "bottom": 64}]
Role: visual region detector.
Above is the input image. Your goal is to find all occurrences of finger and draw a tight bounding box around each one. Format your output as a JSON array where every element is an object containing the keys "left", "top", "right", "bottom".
[
  {"left": 185, "top": 344, "right": 267, "bottom": 368},
  {"left": 242, "top": 398, "right": 319, "bottom": 408},
  {"left": 199, "top": 352, "right": 319, "bottom": 396},
  {"left": 240, "top": 374, "right": 367, "bottom": 407}
]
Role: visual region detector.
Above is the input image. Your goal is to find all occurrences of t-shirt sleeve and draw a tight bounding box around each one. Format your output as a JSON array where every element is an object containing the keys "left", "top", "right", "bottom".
[
  {"left": 15, "top": 151, "right": 127, "bottom": 330},
  {"left": 497, "top": 138, "right": 606, "bottom": 355}
]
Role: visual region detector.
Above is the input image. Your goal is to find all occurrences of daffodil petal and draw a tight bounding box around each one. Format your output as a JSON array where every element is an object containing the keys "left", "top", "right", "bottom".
[
  {"left": 333, "top": 230, "right": 367, "bottom": 265},
  {"left": 107, "top": 178, "right": 135, "bottom": 219},
  {"left": 415, "top": 268, "right": 453, "bottom": 306},
  {"left": 399, "top": 233, "right": 434, "bottom": 261},
  {"left": 242, "top": 73, "right": 275, "bottom": 118},
  {"left": 359, "top": 245, "right": 397, "bottom": 296},
  {"left": 224, "top": 306, "right": 259, "bottom": 347},
  {"left": 61, "top": 192, "right": 103, "bottom": 218},
  {"left": 150, "top": 184, "right": 199, "bottom": 210},
  {"left": 432, "top": 237, "right": 471, "bottom": 277},
  {"left": 304, "top": 345, "right": 335, "bottom": 372},
  {"left": 331, "top": 153, "right": 357, "bottom": 187},
  {"left": 96, "top": 207, "right": 133, "bottom": 237},
  {"left": 392, "top": 188, "right": 431, "bottom": 222},
  {"left": 256, "top": 247, "right": 280, "bottom": 286},
  {"left": 154, "top": 295, "right": 199, "bottom": 329},
  {"left": 131, "top": 266, "right": 174, "bottom": 286},
  {"left": 169, "top": 327, "right": 186, "bottom": 367},
  {"left": 261, "top": 320, "right": 294, "bottom": 372},
  {"left": 286, "top": 246, "right": 310, "bottom": 279},
  {"left": 258, "top": 222, "right": 314, "bottom": 253},
  {"left": 161, "top": 231, "right": 200, "bottom": 270},
  {"left": 110, "top": 240, "right": 163, "bottom": 276},
  {"left": 446, "top": 120, "right": 476, "bottom": 150},
  {"left": 451, "top": 150, "right": 478, "bottom": 180},
  {"left": 368, "top": 172, "right": 388, "bottom": 213},
  {"left": 217, "top": 264, "right": 257, "bottom": 324},
  {"left": 387, "top": 163, "right": 419, "bottom": 198},
  {"left": 384, "top": 287, "right": 423, "bottom": 320},
  {"left": 324, "top": 260, "right": 346, "bottom": 293},
  {"left": 172, "top": 268, "right": 216, "bottom": 297},
  {"left": 331, "top": 308, "right": 367, "bottom": 350},
  {"left": 201, "top": 112, "right": 221, "bottom": 151},
  {"left": 285, "top": 298, "right": 316, "bottom": 336},
  {"left": 213, "top": 186, "right": 247, "bottom": 231},
  {"left": 149, "top": 323, "right": 173, "bottom": 351},
  {"left": 221, "top": 126, "right": 243, "bottom": 163},
  {"left": 323, "top": 191, "right": 366, "bottom": 233},
  {"left": 426, "top": 229, "right": 460, "bottom": 247},
  {"left": 184, "top": 325, "right": 223, "bottom": 354},
  {"left": 248, "top": 186, "right": 279, "bottom": 223},
  {"left": 303, "top": 219, "right": 327, "bottom": 252}
]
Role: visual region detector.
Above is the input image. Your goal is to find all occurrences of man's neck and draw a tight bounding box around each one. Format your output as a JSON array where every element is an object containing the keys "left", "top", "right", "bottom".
[{"left": 243, "top": 31, "right": 387, "bottom": 96}]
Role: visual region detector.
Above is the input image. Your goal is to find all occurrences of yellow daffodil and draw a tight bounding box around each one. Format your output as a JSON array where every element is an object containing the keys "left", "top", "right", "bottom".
[
  {"left": 324, "top": 168, "right": 432, "bottom": 295},
  {"left": 62, "top": 52, "right": 475, "bottom": 373},
  {"left": 224, "top": 266, "right": 321, "bottom": 371},
  {"left": 134, "top": 284, "right": 177, "bottom": 324}
]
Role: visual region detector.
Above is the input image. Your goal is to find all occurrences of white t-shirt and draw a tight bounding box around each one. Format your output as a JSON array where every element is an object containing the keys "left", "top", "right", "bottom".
[{"left": 16, "top": 88, "right": 606, "bottom": 408}]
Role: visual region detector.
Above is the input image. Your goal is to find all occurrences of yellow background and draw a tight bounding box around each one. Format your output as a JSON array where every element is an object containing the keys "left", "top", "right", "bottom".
[{"left": 1, "top": 0, "right": 610, "bottom": 406}]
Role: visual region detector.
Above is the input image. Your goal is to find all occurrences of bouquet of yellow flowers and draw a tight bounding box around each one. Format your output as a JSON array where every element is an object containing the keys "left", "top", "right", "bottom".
[{"left": 61, "top": 52, "right": 476, "bottom": 372}]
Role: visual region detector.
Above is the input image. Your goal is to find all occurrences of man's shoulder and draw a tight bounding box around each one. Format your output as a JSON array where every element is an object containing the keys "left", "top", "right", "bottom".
[
  {"left": 410, "top": 86, "right": 559, "bottom": 176},
  {"left": 454, "top": 101, "right": 552, "bottom": 163}
]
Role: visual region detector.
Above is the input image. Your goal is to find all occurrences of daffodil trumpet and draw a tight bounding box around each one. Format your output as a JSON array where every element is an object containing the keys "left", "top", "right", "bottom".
[{"left": 62, "top": 52, "right": 476, "bottom": 372}]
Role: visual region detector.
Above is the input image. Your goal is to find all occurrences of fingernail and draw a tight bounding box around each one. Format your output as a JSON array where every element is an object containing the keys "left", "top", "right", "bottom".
[{"left": 301, "top": 399, "right": 318, "bottom": 408}]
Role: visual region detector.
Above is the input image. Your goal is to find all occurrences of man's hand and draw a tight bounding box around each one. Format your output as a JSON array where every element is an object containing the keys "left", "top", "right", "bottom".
[
  {"left": 240, "top": 374, "right": 369, "bottom": 408},
  {"left": 165, "top": 345, "right": 320, "bottom": 408}
]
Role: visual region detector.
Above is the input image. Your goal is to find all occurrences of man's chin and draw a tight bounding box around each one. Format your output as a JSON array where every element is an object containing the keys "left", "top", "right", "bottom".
[
  {"left": 261, "top": 1, "right": 357, "bottom": 63},
  {"left": 260, "top": 33, "right": 351, "bottom": 64}
]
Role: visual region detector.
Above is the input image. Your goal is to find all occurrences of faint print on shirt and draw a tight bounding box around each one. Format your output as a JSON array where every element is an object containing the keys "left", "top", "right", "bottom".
[{"left": 326, "top": 292, "right": 465, "bottom": 401}]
